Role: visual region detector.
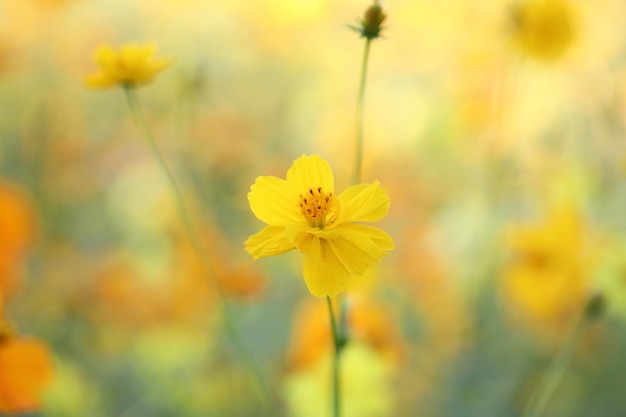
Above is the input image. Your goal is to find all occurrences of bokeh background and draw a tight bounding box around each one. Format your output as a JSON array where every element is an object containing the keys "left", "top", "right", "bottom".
[{"left": 2, "top": 0, "right": 626, "bottom": 416}]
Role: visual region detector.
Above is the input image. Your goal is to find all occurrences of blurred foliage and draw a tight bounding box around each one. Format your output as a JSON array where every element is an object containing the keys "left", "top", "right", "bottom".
[{"left": 2, "top": 0, "right": 626, "bottom": 416}]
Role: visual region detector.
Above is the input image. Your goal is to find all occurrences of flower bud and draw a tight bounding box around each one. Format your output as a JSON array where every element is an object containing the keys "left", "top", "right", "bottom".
[{"left": 351, "top": 1, "right": 387, "bottom": 40}]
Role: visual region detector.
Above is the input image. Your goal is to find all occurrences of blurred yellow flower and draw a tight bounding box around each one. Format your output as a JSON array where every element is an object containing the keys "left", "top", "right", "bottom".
[
  {"left": 84, "top": 43, "right": 171, "bottom": 89},
  {"left": 245, "top": 154, "right": 394, "bottom": 298},
  {"left": 509, "top": 0, "right": 576, "bottom": 61},
  {"left": 502, "top": 206, "right": 593, "bottom": 329},
  {"left": 0, "top": 181, "right": 37, "bottom": 298}
]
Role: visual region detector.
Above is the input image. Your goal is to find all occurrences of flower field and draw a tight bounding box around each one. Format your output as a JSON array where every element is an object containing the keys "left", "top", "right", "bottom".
[{"left": 2, "top": 0, "right": 626, "bottom": 416}]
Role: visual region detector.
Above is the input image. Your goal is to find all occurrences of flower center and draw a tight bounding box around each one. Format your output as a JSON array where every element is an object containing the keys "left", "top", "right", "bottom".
[{"left": 299, "top": 186, "right": 338, "bottom": 228}]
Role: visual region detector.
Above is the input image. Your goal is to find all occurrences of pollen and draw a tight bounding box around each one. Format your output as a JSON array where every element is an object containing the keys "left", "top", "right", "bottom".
[{"left": 299, "top": 186, "right": 337, "bottom": 228}]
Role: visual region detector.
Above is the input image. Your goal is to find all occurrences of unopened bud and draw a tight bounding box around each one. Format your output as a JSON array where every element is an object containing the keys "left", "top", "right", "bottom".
[{"left": 350, "top": 1, "right": 387, "bottom": 40}]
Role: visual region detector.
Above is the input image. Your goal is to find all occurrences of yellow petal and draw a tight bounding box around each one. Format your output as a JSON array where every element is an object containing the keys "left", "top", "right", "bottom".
[
  {"left": 248, "top": 176, "right": 303, "bottom": 226},
  {"left": 93, "top": 45, "right": 124, "bottom": 80},
  {"left": 302, "top": 238, "right": 351, "bottom": 298},
  {"left": 337, "top": 181, "right": 390, "bottom": 223},
  {"left": 309, "top": 224, "right": 392, "bottom": 276},
  {"left": 86, "top": 43, "right": 170, "bottom": 88},
  {"left": 245, "top": 226, "right": 294, "bottom": 260},
  {"left": 93, "top": 45, "right": 117, "bottom": 69},
  {"left": 141, "top": 58, "right": 172, "bottom": 80},
  {"left": 285, "top": 224, "right": 314, "bottom": 249},
  {"left": 120, "top": 43, "right": 153, "bottom": 71},
  {"left": 326, "top": 234, "right": 385, "bottom": 276},
  {"left": 340, "top": 223, "right": 395, "bottom": 252},
  {"left": 286, "top": 155, "right": 334, "bottom": 195},
  {"left": 84, "top": 72, "right": 116, "bottom": 89}
]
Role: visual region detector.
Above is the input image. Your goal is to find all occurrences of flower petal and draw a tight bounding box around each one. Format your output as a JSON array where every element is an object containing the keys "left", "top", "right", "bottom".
[
  {"left": 248, "top": 176, "right": 302, "bottom": 226},
  {"left": 338, "top": 223, "right": 395, "bottom": 252},
  {"left": 337, "top": 181, "right": 390, "bottom": 223},
  {"left": 93, "top": 45, "right": 125, "bottom": 80},
  {"left": 285, "top": 224, "right": 314, "bottom": 249},
  {"left": 302, "top": 237, "right": 351, "bottom": 298},
  {"left": 327, "top": 234, "right": 384, "bottom": 276},
  {"left": 120, "top": 43, "right": 154, "bottom": 72},
  {"left": 309, "top": 224, "right": 392, "bottom": 276},
  {"left": 299, "top": 224, "right": 394, "bottom": 298},
  {"left": 286, "top": 155, "right": 334, "bottom": 195},
  {"left": 245, "top": 226, "right": 295, "bottom": 260},
  {"left": 87, "top": 43, "right": 170, "bottom": 88},
  {"left": 84, "top": 72, "right": 116, "bottom": 89},
  {"left": 94, "top": 45, "right": 117, "bottom": 69},
  {"left": 140, "top": 58, "right": 172, "bottom": 82}
]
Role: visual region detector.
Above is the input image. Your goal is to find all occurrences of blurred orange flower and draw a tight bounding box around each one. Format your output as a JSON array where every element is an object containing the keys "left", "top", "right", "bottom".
[
  {"left": 502, "top": 206, "right": 594, "bottom": 330},
  {"left": 287, "top": 296, "right": 402, "bottom": 370},
  {"left": 0, "top": 181, "right": 37, "bottom": 297},
  {"left": 283, "top": 296, "right": 402, "bottom": 417},
  {"left": 91, "top": 231, "right": 266, "bottom": 327},
  {"left": 85, "top": 43, "right": 171, "bottom": 89},
  {"left": 0, "top": 335, "right": 54, "bottom": 415},
  {"left": 0, "top": 182, "right": 36, "bottom": 254}
]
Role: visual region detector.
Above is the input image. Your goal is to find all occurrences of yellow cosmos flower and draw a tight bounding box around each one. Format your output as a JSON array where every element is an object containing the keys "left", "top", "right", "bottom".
[
  {"left": 509, "top": 0, "right": 576, "bottom": 61},
  {"left": 85, "top": 43, "right": 171, "bottom": 89},
  {"left": 245, "top": 155, "right": 394, "bottom": 298},
  {"left": 502, "top": 206, "right": 593, "bottom": 329}
]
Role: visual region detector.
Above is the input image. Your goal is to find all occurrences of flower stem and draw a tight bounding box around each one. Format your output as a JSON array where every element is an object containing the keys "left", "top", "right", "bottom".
[
  {"left": 327, "top": 296, "right": 343, "bottom": 417},
  {"left": 123, "top": 86, "right": 276, "bottom": 417},
  {"left": 329, "top": 29, "right": 374, "bottom": 417},
  {"left": 520, "top": 316, "right": 590, "bottom": 417},
  {"left": 353, "top": 37, "right": 372, "bottom": 185}
]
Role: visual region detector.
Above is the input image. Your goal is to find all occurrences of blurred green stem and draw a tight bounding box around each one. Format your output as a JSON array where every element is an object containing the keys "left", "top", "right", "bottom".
[
  {"left": 327, "top": 296, "right": 343, "bottom": 417},
  {"left": 123, "top": 86, "right": 276, "bottom": 417},
  {"left": 520, "top": 316, "right": 590, "bottom": 417},
  {"left": 353, "top": 37, "right": 372, "bottom": 185}
]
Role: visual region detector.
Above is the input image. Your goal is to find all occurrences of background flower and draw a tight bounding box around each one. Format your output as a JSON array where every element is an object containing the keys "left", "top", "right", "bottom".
[
  {"left": 508, "top": 0, "right": 577, "bottom": 61},
  {"left": 0, "top": 335, "right": 54, "bottom": 415},
  {"left": 85, "top": 43, "right": 171, "bottom": 89},
  {"left": 501, "top": 205, "right": 594, "bottom": 332}
]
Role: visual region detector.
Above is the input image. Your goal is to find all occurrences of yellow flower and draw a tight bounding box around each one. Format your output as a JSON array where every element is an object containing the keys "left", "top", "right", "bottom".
[
  {"left": 245, "top": 155, "right": 394, "bottom": 298},
  {"left": 85, "top": 43, "right": 171, "bottom": 89},
  {"left": 509, "top": 0, "right": 576, "bottom": 61},
  {"left": 502, "top": 206, "right": 593, "bottom": 329}
]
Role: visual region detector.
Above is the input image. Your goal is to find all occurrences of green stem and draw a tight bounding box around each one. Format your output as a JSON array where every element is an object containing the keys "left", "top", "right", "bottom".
[
  {"left": 328, "top": 33, "right": 373, "bottom": 417},
  {"left": 123, "top": 86, "right": 275, "bottom": 417},
  {"left": 353, "top": 38, "right": 372, "bottom": 185},
  {"left": 520, "top": 316, "right": 590, "bottom": 417},
  {"left": 327, "top": 296, "right": 342, "bottom": 417}
]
